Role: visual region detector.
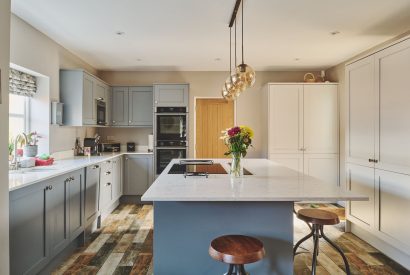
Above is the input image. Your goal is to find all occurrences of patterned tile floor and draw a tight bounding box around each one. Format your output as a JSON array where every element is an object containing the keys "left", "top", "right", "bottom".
[{"left": 53, "top": 204, "right": 409, "bottom": 275}]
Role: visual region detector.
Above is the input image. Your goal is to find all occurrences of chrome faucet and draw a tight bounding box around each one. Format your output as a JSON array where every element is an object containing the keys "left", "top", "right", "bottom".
[{"left": 10, "top": 133, "right": 28, "bottom": 170}]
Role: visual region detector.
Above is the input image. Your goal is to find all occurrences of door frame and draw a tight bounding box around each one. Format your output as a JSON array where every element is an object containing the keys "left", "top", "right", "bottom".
[{"left": 193, "top": 97, "right": 237, "bottom": 158}]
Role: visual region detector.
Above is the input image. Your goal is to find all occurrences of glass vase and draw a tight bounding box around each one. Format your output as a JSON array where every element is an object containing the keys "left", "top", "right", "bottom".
[{"left": 230, "top": 152, "right": 244, "bottom": 178}]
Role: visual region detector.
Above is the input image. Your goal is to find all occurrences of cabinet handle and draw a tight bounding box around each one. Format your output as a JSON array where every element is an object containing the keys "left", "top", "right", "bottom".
[
  {"left": 125, "top": 158, "right": 129, "bottom": 160},
  {"left": 155, "top": 100, "right": 158, "bottom": 104},
  {"left": 129, "top": 120, "right": 132, "bottom": 123},
  {"left": 93, "top": 165, "right": 99, "bottom": 169},
  {"left": 46, "top": 185, "right": 53, "bottom": 190},
  {"left": 107, "top": 182, "right": 111, "bottom": 186},
  {"left": 105, "top": 171, "right": 111, "bottom": 175},
  {"left": 369, "top": 158, "right": 374, "bottom": 163},
  {"left": 97, "top": 97, "right": 104, "bottom": 101},
  {"left": 106, "top": 160, "right": 111, "bottom": 164},
  {"left": 374, "top": 159, "right": 378, "bottom": 163},
  {"left": 113, "top": 121, "right": 116, "bottom": 124}
]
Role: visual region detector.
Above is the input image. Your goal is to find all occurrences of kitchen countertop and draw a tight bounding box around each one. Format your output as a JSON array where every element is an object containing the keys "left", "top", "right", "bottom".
[
  {"left": 9, "top": 151, "right": 153, "bottom": 191},
  {"left": 141, "top": 158, "right": 368, "bottom": 202}
]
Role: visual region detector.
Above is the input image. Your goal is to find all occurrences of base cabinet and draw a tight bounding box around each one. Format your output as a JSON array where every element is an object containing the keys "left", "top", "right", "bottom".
[
  {"left": 10, "top": 169, "right": 84, "bottom": 275},
  {"left": 100, "top": 160, "right": 113, "bottom": 211},
  {"left": 85, "top": 164, "right": 101, "bottom": 226},
  {"left": 124, "top": 155, "right": 153, "bottom": 195},
  {"left": 112, "top": 157, "right": 123, "bottom": 201}
]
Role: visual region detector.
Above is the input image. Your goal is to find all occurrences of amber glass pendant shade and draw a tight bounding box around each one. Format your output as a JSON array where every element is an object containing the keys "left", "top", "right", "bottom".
[
  {"left": 236, "top": 63, "right": 256, "bottom": 88},
  {"left": 222, "top": 77, "right": 237, "bottom": 101},
  {"left": 230, "top": 72, "right": 246, "bottom": 95}
]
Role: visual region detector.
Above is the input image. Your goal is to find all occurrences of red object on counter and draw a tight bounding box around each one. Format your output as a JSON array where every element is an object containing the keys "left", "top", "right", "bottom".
[{"left": 35, "top": 157, "right": 54, "bottom": 166}]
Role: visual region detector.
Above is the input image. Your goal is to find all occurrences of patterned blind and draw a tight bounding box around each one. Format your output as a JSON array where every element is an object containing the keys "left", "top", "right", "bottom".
[{"left": 9, "top": 68, "right": 37, "bottom": 97}]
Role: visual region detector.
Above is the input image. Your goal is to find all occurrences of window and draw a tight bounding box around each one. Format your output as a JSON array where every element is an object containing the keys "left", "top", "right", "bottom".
[{"left": 9, "top": 93, "right": 30, "bottom": 140}]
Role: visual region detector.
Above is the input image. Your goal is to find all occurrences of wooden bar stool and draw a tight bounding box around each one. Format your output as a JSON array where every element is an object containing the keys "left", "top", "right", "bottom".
[
  {"left": 209, "top": 235, "right": 265, "bottom": 275},
  {"left": 294, "top": 209, "right": 351, "bottom": 275}
]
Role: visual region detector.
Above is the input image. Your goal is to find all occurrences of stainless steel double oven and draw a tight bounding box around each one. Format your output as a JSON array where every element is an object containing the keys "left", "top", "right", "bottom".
[{"left": 154, "top": 107, "right": 188, "bottom": 174}]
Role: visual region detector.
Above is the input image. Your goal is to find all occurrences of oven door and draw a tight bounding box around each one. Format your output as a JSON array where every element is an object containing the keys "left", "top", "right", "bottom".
[
  {"left": 156, "top": 114, "right": 186, "bottom": 141},
  {"left": 96, "top": 100, "right": 107, "bottom": 125},
  {"left": 156, "top": 147, "right": 187, "bottom": 174}
]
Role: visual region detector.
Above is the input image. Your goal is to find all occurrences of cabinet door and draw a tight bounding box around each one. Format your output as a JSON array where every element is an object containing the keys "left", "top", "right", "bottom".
[
  {"left": 124, "top": 155, "right": 153, "bottom": 195},
  {"left": 269, "top": 153, "right": 303, "bottom": 173},
  {"left": 112, "top": 157, "right": 123, "bottom": 201},
  {"left": 106, "top": 86, "right": 112, "bottom": 126},
  {"left": 304, "top": 154, "right": 339, "bottom": 186},
  {"left": 112, "top": 87, "right": 129, "bottom": 126},
  {"left": 129, "top": 86, "right": 153, "bottom": 126},
  {"left": 100, "top": 160, "right": 113, "bottom": 211},
  {"left": 346, "top": 163, "right": 375, "bottom": 229},
  {"left": 10, "top": 182, "right": 49, "bottom": 275},
  {"left": 47, "top": 176, "right": 69, "bottom": 257},
  {"left": 154, "top": 84, "right": 189, "bottom": 107},
  {"left": 346, "top": 56, "right": 376, "bottom": 167},
  {"left": 68, "top": 171, "right": 84, "bottom": 241},
  {"left": 82, "top": 73, "right": 96, "bottom": 125},
  {"left": 376, "top": 169, "right": 410, "bottom": 251},
  {"left": 303, "top": 85, "right": 338, "bottom": 154},
  {"left": 94, "top": 80, "right": 106, "bottom": 101},
  {"left": 85, "top": 164, "right": 100, "bottom": 225},
  {"left": 268, "top": 85, "right": 303, "bottom": 154},
  {"left": 375, "top": 38, "right": 410, "bottom": 175}
]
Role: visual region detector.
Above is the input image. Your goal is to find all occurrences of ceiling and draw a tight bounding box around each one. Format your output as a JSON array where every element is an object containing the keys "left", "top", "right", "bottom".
[{"left": 11, "top": 0, "right": 410, "bottom": 71}]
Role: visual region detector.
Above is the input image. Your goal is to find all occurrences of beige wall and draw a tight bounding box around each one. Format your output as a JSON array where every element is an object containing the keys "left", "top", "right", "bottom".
[
  {"left": 326, "top": 30, "right": 410, "bottom": 188},
  {"left": 0, "top": 1, "right": 11, "bottom": 273},
  {"left": 10, "top": 15, "right": 97, "bottom": 154},
  {"left": 99, "top": 71, "right": 319, "bottom": 157}
]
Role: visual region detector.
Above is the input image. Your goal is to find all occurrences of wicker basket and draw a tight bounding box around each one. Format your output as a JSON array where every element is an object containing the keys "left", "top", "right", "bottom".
[{"left": 304, "top": 73, "right": 316, "bottom": 83}]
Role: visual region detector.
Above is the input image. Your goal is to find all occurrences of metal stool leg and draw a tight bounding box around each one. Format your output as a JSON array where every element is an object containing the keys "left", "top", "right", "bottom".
[
  {"left": 320, "top": 227, "right": 351, "bottom": 275},
  {"left": 225, "top": 264, "right": 234, "bottom": 275},
  {"left": 293, "top": 228, "right": 314, "bottom": 256},
  {"left": 311, "top": 225, "right": 320, "bottom": 275}
]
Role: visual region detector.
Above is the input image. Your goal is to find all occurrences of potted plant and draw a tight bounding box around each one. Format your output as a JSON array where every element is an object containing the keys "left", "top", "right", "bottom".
[
  {"left": 8, "top": 137, "right": 14, "bottom": 162},
  {"left": 22, "top": 132, "right": 42, "bottom": 157},
  {"left": 221, "top": 126, "right": 253, "bottom": 178}
]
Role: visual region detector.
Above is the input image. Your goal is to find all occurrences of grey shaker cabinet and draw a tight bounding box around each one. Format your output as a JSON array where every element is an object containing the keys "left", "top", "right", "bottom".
[
  {"left": 10, "top": 169, "right": 84, "bottom": 275},
  {"left": 112, "top": 157, "right": 123, "bottom": 201},
  {"left": 112, "top": 86, "right": 153, "bottom": 127},
  {"left": 10, "top": 181, "right": 49, "bottom": 275},
  {"left": 154, "top": 84, "right": 189, "bottom": 108},
  {"left": 112, "top": 86, "right": 129, "bottom": 126},
  {"left": 129, "top": 86, "right": 153, "bottom": 126},
  {"left": 85, "top": 164, "right": 101, "bottom": 226},
  {"left": 124, "top": 154, "right": 153, "bottom": 195},
  {"left": 100, "top": 160, "right": 113, "bottom": 211}
]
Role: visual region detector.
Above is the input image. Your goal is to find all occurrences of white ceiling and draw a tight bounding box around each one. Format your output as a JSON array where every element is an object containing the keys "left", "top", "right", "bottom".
[{"left": 11, "top": 0, "right": 410, "bottom": 71}]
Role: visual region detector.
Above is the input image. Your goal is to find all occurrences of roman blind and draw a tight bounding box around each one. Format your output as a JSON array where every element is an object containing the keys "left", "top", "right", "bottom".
[{"left": 9, "top": 68, "right": 37, "bottom": 97}]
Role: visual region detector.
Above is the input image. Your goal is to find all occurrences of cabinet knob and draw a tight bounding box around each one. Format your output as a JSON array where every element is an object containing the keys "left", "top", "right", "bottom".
[
  {"left": 113, "top": 121, "right": 116, "bottom": 124},
  {"left": 125, "top": 158, "right": 129, "bottom": 160},
  {"left": 155, "top": 100, "right": 158, "bottom": 104},
  {"left": 46, "top": 185, "right": 53, "bottom": 190},
  {"left": 129, "top": 120, "right": 132, "bottom": 123},
  {"left": 93, "top": 165, "right": 99, "bottom": 169},
  {"left": 105, "top": 171, "right": 111, "bottom": 175},
  {"left": 107, "top": 182, "right": 111, "bottom": 186}
]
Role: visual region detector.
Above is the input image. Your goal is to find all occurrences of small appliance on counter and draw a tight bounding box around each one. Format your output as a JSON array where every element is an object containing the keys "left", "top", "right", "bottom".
[
  {"left": 84, "top": 135, "right": 101, "bottom": 156},
  {"left": 99, "top": 142, "right": 121, "bottom": 152},
  {"left": 127, "top": 142, "right": 136, "bottom": 152}
]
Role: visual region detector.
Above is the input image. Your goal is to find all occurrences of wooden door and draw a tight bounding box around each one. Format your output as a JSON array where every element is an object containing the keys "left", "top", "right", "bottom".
[
  {"left": 268, "top": 85, "right": 303, "bottom": 154},
  {"left": 303, "top": 84, "right": 338, "bottom": 154},
  {"left": 196, "top": 99, "right": 234, "bottom": 158},
  {"left": 346, "top": 56, "right": 376, "bottom": 167},
  {"left": 375, "top": 38, "right": 410, "bottom": 175}
]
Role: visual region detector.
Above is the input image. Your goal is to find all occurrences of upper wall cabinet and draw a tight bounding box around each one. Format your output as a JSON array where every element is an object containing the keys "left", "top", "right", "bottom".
[
  {"left": 346, "top": 38, "right": 410, "bottom": 175},
  {"left": 60, "top": 70, "right": 110, "bottom": 126},
  {"left": 154, "top": 84, "right": 189, "bottom": 108},
  {"left": 112, "top": 86, "right": 153, "bottom": 127}
]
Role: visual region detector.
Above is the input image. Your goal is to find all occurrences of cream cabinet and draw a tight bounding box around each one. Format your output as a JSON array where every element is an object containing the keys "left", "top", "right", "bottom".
[
  {"left": 264, "top": 83, "right": 339, "bottom": 185},
  {"left": 346, "top": 38, "right": 410, "bottom": 266}
]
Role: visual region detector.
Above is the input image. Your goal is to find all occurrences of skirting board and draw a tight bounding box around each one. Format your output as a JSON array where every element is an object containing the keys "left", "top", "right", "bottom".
[{"left": 351, "top": 223, "right": 410, "bottom": 270}]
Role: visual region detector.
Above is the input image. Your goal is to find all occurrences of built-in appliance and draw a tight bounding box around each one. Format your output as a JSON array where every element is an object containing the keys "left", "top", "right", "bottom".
[
  {"left": 99, "top": 142, "right": 121, "bottom": 152},
  {"left": 154, "top": 106, "right": 188, "bottom": 175},
  {"left": 84, "top": 137, "right": 100, "bottom": 156},
  {"left": 127, "top": 142, "right": 136, "bottom": 152},
  {"left": 96, "top": 99, "right": 107, "bottom": 125},
  {"left": 168, "top": 160, "right": 253, "bottom": 176}
]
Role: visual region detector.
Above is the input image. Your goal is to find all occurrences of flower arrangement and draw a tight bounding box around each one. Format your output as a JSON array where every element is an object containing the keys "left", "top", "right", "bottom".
[{"left": 221, "top": 126, "right": 254, "bottom": 177}]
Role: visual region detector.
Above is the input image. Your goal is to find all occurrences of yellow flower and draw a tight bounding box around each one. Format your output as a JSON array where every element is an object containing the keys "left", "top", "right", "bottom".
[{"left": 240, "top": 125, "right": 254, "bottom": 138}]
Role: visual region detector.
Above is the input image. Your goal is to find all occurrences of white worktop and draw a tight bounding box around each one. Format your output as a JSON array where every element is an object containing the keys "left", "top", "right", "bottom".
[
  {"left": 141, "top": 158, "right": 368, "bottom": 202},
  {"left": 9, "top": 151, "right": 153, "bottom": 191}
]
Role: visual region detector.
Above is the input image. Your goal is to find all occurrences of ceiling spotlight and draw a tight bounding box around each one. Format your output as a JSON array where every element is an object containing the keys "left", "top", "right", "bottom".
[
  {"left": 330, "top": 31, "right": 340, "bottom": 36},
  {"left": 136, "top": 58, "right": 142, "bottom": 61},
  {"left": 294, "top": 58, "right": 300, "bottom": 61},
  {"left": 116, "top": 31, "right": 125, "bottom": 36},
  {"left": 215, "top": 58, "right": 221, "bottom": 61}
]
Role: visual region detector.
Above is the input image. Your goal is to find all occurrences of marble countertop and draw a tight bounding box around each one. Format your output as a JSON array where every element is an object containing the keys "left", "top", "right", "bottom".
[
  {"left": 141, "top": 158, "right": 368, "bottom": 202},
  {"left": 9, "top": 151, "right": 153, "bottom": 191}
]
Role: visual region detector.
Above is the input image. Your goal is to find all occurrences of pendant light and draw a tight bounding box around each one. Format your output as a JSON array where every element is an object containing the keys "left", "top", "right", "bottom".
[
  {"left": 222, "top": 26, "right": 238, "bottom": 101},
  {"left": 235, "top": 0, "right": 255, "bottom": 88}
]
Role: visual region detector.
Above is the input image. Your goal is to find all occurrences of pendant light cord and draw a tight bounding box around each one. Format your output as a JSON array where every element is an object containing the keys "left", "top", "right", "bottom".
[
  {"left": 235, "top": 19, "right": 237, "bottom": 67},
  {"left": 229, "top": 27, "right": 232, "bottom": 74},
  {"left": 241, "top": 0, "right": 244, "bottom": 64}
]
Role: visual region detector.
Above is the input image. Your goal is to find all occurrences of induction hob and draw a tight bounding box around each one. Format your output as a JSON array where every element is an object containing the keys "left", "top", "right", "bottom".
[{"left": 168, "top": 160, "right": 252, "bottom": 176}]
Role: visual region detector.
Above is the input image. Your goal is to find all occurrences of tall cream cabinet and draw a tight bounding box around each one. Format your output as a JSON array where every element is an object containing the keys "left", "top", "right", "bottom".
[
  {"left": 346, "top": 37, "right": 410, "bottom": 269},
  {"left": 262, "top": 83, "right": 339, "bottom": 186}
]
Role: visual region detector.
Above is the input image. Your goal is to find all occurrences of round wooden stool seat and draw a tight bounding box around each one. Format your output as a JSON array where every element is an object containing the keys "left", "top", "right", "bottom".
[
  {"left": 209, "top": 235, "right": 265, "bottom": 265},
  {"left": 297, "top": 209, "right": 340, "bottom": 225}
]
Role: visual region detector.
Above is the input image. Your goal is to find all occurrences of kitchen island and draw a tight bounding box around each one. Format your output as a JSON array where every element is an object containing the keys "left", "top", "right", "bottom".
[{"left": 142, "top": 159, "right": 368, "bottom": 275}]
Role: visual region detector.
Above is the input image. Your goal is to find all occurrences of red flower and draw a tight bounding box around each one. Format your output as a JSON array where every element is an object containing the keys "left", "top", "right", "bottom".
[{"left": 228, "top": 126, "right": 241, "bottom": 137}]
